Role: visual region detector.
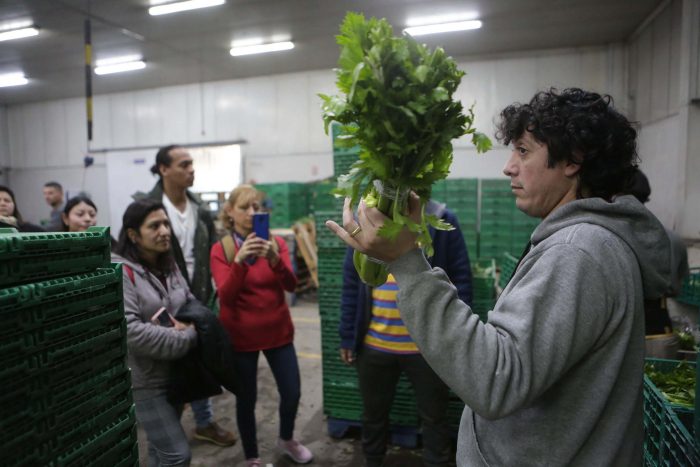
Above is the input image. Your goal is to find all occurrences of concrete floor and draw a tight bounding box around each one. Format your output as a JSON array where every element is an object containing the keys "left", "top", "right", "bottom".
[{"left": 136, "top": 296, "right": 439, "bottom": 467}]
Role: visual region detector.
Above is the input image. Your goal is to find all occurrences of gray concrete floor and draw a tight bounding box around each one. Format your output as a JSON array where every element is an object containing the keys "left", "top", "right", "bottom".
[{"left": 136, "top": 296, "right": 437, "bottom": 467}]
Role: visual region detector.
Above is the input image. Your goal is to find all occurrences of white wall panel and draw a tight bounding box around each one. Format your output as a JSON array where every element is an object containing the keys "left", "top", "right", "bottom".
[
  {"left": 240, "top": 76, "right": 276, "bottom": 157},
  {"left": 43, "top": 101, "right": 67, "bottom": 167},
  {"left": 8, "top": 165, "right": 110, "bottom": 228},
  {"left": 109, "top": 92, "right": 136, "bottom": 148},
  {"left": 245, "top": 153, "right": 332, "bottom": 184},
  {"left": 91, "top": 95, "right": 112, "bottom": 150},
  {"left": 212, "top": 80, "right": 245, "bottom": 142},
  {"left": 634, "top": 28, "right": 653, "bottom": 121},
  {"left": 0, "top": 106, "right": 9, "bottom": 167},
  {"left": 668, "top": 0, "right": 683, "bottom": 109},
  {"left": 199, "top": 82, "right": 217, "bottom": 143},
  {"left": 276, "top": 73, "right": 310, "bottom": 156},
  {"left": 185, "top": 83, "right": 206, "bottom": 144},
  {"left": 650, "top": 5, "right": 672, "bottom": 120},
  {"left": 637, "top": 114, "right": 683, "bottom": 229},
  {"left": 307, "top": 70, "right": 335, "bottom": 154},
  {"left": 7, "top": 107, "right": 25, "bottom": 168},
  {"left": 134, "top": 90, "right": 162, "bottom": 147},
  {"left": 65, "top": 99, "right": 88, "bottom": 166},
  {"left": 160, "top": 87, "right": 189, "bottom": 145},
  {"left": 22, "top": 104, "right": 47, "bottom": 168}
]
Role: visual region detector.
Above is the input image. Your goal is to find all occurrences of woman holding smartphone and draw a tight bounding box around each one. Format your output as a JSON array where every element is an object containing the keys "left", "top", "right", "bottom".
[
  {"left": 113, "top": 198, "right": 196, "bottom": 467},
  {"left": 211, "top": 184, "right": 312, "bottom": 467}
]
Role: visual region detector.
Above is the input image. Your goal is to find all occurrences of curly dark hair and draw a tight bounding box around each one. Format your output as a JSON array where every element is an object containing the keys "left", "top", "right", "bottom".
[{"left": 495, "top": 88, "right": 639, "bottom": 201}]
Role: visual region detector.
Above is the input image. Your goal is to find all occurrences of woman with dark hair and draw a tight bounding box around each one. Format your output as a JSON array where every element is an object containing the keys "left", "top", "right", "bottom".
[
  {"left": 113, "top": 198, "right": 196, "bottom": 467},
  {"left": 61, "top": 195, "right": 97, "bottom": 232},
  {"left": 0, "top": 185, "right": 44, "bottom": 232}
]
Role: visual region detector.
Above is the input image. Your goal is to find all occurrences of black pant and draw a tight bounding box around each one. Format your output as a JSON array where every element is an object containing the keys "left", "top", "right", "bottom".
[{"left": 356, "top": 347, "right": 451, "bottom": 467}]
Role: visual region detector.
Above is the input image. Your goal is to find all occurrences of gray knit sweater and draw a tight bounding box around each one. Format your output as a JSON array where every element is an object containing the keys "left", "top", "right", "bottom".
[{"left": 388, "top": 195, "right": 672, "bottom": 466}]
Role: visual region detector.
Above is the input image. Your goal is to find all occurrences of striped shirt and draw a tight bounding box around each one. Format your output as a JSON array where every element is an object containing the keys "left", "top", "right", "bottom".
[{"left": 364, "top": 274, "right": 419, "bottom": 354}]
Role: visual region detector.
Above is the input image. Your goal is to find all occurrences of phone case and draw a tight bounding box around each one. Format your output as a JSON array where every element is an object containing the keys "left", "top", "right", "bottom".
[{"left": 253, "top": 213, "right": 270, "bottom": 240}]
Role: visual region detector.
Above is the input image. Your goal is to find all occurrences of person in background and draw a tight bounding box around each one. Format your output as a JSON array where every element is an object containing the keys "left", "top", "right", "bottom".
[
  {"left": 43, "top": 181, "right": 65, "bottom": 231},
  {"left": 628, "top": 168, "right": 689, "bottom": 358},
  {"left": 326, "top": 88, "right": 673, "bottom": 465},
  {"left": 210, "top": 184, "right": 313, "bottom": 467},
  {"left": 113, "top": 199, "right": 197, "bottom": 467},
  {"left": 0, "top": 185, "right": 44, "bottom": 232},
  {"left": 61, "top": 195, "right": 97, "bottom": 232},
  {"left": 339, "top": 199, "right": 472, "bottom": 467},
  {"left": 137, "top": 144, "right": 235, "bottom": 447}
]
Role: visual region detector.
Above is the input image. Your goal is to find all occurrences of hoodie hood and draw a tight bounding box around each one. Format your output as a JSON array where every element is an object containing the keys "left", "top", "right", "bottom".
[{"left": 531, "top": 195, "right": 672, "bottom": 299}]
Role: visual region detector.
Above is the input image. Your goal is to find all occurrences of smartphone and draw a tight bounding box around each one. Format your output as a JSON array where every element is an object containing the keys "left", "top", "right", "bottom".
[
  {"left": 253, "top": 212, "right": 270, "bottom": 240},
  {"left": 151, "top": 307, "right": 173, "bottom": 327}
]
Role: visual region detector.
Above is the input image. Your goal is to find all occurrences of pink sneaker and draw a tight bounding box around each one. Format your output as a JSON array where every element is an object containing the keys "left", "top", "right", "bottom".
[
  {"left": 278, "top": 438, "right": 313, "bottom": 464},
  {"left": 245, "top": 458, "right": 261, "bottom": 467}
]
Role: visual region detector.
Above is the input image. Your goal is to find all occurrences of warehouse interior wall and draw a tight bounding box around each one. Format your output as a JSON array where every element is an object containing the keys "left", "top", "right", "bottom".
[
  {"left": 0, "top": 105, "right": 9, "bottom": 171},
  {"left": 4, "top": 44, "right": 628, "bottom": 226},
  {"left": 629, "top": 0, "right": 700, "bottom": 238}
]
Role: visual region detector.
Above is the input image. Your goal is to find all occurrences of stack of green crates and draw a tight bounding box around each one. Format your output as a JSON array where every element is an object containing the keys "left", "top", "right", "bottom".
[
  {"left": 643, "top": 358, "right": 700, "bottom": 466},
  {"left": 498, "top": 252, "right": 519, "bottom": 290},
  {"left": 0, "top": 226, "right": 138, "bottom": 467},
  {"left": 433, "top": 179, "right": 479, "bottom": 258},
  {"left": 308, "top": 180, "right": 337, "bottom": 213},
  {"left": 332, "top": 122, "right": 360, "bottom": 178},
  {"left": 314, "top": 205, "right": 420, "bottom": 428},
  {"left": 256, "top": 182, "right": 309, "bottom": 228},
  {"left": 471, "top": 258, "right": 497, "bottom": 321},
  {"left": 479, "top": 179, "right": 539, "bottom": 260}
]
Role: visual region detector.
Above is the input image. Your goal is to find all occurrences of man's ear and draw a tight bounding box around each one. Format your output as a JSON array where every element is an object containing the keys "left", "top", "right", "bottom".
[
  {"left": 158, "top": 164, "right": 168, "bottom": 177},
  {"left": 564, "top": 161, "right": 581, "bottom": 177}
]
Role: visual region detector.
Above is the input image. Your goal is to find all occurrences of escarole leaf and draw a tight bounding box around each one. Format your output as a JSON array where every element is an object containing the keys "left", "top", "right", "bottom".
[{"left": 320, "top": 12, "right": 492, "bottom": 286}]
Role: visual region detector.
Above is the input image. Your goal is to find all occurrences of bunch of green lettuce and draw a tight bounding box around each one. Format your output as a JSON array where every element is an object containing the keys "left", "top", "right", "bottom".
[{"left": 320, "top": 12, "right": 491, "bottom": 286}]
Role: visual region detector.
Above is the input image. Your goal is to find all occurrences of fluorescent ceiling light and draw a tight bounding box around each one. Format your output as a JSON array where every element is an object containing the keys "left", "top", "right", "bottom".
[
  {"left": 230, "top": 41, "right": 294, "bottom": 57},
  {"left": 95, "top": 58, "right": 146, "bottom": 75},
  {"left": 406, "top": 12, "right": 480, "bottom": 27},
  {"left": 0, "top": 27, "right": 39, "bottom": 42},
  {"left": 0, "top": 73, "right": 28, "bottom": 88},
  {"left": 149, "top": 0, "right": 225, "bottom": 16},
  {"left": 96, "top": 55, "right": 142, "bottom": 66},
  {"left": 404, "top": 20, "right": 482, "bottom": 37}
]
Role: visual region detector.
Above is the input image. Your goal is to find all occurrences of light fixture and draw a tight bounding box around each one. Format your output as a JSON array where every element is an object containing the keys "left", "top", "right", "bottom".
[
  {"left": 230, "top": 41, "right": 294, "bottom": 57},
  {"left": 0, "top": 26, "right": 39, "bottom": 43},
  {"left": 0, "top": 73, "right": 29, "bottom": 88},
  {"left": 149, "top": 0, "right": 225, "bottom": 16},
  {"left": 404, "top": 20, "right": 482, "bottom": 37},
  {"left": 94, "top": 56, "right": 146, "bottom": 75}
]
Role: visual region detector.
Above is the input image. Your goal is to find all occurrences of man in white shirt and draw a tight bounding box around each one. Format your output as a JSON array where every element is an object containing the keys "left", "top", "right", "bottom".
[{"left": 139, "top": 144, "right": 236, "bottom": 447}]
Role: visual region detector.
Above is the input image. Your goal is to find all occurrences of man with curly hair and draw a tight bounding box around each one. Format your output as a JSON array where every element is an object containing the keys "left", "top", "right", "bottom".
[{"left": 327, "top": 88, "right": 673, "bottom": 466}]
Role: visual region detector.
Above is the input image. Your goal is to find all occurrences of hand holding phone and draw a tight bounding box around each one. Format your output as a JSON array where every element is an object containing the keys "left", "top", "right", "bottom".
[
  {"left": 253, "top": 212, "right": 270, "bottom": 240},
  {"left": 151, "top": 307, "right": 174, "bottom": 327}
]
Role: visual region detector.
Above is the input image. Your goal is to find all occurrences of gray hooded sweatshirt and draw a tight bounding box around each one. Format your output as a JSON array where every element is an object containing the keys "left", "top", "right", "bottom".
[
  {"left": 113, "top": 254, "right": 197, "bottom": 400},
  {"left": 388, "top": 195, "right": 671, "bottom": 466}
]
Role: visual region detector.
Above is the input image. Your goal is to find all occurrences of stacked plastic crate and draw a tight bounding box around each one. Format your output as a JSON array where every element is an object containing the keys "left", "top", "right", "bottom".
[
  {"left": 256, "top": 182, "right": 309, "bottom": 229},
  {"left": 318, "top": 126, "right": 420, "bottom": 443},
  {"left": 479, "top": 179, "right": 539, "bottom": 260},
  {"left": 433, "top": 179, "right": 479, "bottom": 258},
  {"left": 0, "top": 226, "right": 138, "bottom": 467},
  {"left": 643, "top": 358, "right": 700, "bottom": 466}
]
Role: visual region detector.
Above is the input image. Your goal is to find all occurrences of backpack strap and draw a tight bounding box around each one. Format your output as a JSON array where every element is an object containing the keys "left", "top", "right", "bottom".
[
  {"left": 123, "top": 263, "right": 135, "bottom": 285},
  {"left": 220, "top": 234, "right": 237, "bottom": 264}
]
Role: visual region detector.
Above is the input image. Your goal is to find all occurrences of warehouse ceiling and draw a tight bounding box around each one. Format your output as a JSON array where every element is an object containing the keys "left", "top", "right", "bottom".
[{"left": 0, "top": 0, "right": 663, "bottom": 105}]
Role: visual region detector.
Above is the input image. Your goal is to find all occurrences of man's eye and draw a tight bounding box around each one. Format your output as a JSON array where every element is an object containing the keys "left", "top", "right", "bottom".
[{"left": 517, "top": 147, "right": 527, "bottom": 155}]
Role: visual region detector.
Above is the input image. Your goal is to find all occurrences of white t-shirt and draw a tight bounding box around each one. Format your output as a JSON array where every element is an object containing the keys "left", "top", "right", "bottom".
[{"left": 162, "top": 194, "right": 197, "bottom": 280}]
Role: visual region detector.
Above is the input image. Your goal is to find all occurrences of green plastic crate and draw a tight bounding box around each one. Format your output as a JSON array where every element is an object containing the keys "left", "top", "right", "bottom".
[
  {"left": 0, "top": 227, "right": 112, "bottom": 287},
  {"left": 643, "top": 358, "right": 699, "bottom": 466}
]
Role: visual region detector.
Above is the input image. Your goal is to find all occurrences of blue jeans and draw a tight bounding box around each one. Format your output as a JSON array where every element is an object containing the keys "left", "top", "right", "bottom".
[
  {"left": 134, "top": 393, "right": 191, "bottom": 467},
  {"left": 233, "top": 343, "right": 301, "bottom": 459},
  {"left": 190, "top": 398, "right": 213, "bottom": 429}
]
